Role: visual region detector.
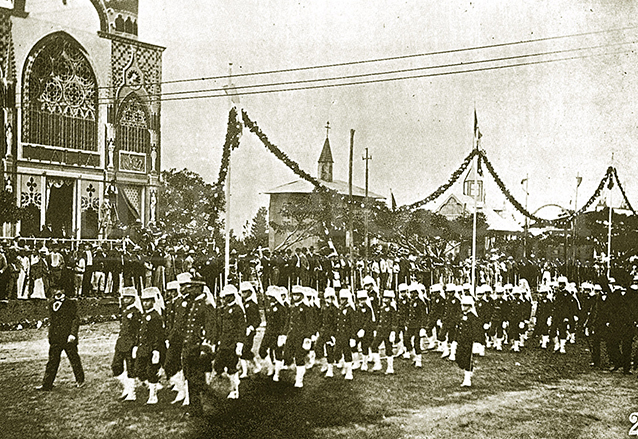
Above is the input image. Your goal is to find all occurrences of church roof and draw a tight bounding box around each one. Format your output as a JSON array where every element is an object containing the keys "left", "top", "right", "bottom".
[
  {"left": 318, "top": 137, "right": 333, "bottom": 163},
  {"left": 265, "top": 179, "right": 384, "bottom": 199}
]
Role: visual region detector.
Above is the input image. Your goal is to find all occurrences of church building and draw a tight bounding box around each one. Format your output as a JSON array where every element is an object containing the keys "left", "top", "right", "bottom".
[{"left": 0, "top": 0, "right": 163, "bottom": 239}]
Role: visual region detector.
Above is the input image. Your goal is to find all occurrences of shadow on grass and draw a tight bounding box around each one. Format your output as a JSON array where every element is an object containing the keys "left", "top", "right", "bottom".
[{"left": 186, "top": 373, "right": 387, "bottom": 439}]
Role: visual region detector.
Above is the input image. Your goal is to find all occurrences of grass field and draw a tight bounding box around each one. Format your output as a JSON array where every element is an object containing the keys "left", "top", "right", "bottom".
[{"left": 1, "top": 322, "right": 636, "bottom": 439}]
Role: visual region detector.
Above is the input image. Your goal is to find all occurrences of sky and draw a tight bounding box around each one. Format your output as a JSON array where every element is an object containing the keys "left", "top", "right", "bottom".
[{"left": 30, "top": 0, "right": 638, "bottom": 233}]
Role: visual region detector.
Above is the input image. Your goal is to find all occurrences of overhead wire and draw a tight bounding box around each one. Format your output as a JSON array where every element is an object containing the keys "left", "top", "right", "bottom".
[
  {"left": 102, "top": 38, "right": 638, "bottom": 100},
  {"left": 94, "top": 24, "right": 638, "bottom": 90},
  {"left": 96, "top": 43, "right": 637, "bottom": 104}
]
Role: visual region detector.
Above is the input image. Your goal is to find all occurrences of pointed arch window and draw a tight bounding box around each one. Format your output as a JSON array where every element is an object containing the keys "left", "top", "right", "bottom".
[
  {"left": 116, "top": 93, "right": 150, "bottom": 154},
  {"left": 22, "top": 33, "right": 98, "bottom": 151}
]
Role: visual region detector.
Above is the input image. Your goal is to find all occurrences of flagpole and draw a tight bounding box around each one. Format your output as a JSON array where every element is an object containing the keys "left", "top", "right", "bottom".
[
  {"left": 471, "top": 115, "right": 479, "bottom": 295},
  {"left": 523, "top": 174, "right": 528, "bottom": 259},
  {"left": 224, "top": 63, "right": 235, "bottom": 286},
  {"left": 607, "top": 170, "right": 612, "bottom": 279}
]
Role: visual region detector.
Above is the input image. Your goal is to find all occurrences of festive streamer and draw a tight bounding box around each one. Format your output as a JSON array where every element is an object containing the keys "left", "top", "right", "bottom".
[
  {"left": 403, "top": 149, "right": 479, "bottom": 211},
  {"left": 612, "top": 167, "right": 637, "bottom": 215},
  {"left": 480, "top": 149, "right": 613, "bottom": 226}
]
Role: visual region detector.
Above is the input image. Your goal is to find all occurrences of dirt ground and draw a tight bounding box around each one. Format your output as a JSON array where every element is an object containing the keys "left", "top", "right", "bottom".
[{"left": 0, "top": 322, "right": 636, "bottom": 439}]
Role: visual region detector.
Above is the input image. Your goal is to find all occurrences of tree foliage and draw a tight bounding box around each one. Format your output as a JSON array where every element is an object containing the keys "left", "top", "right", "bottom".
[
  {"left": 157, "top": 168, "right": 222, "bottom": 241},
  {"left": 0, "top": 188, "right": 33, "bottom": 225}
]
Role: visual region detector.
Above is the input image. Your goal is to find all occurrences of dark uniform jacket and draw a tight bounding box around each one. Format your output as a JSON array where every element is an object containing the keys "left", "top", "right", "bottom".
[
  {"left": 217, "top": 302, "right": 246, "bottom": 350},
  {"left": 168, "top": 295, "right": 191, "bottom": 342},
  {"left": 407, "top": 298, "right": 427, "bottom": 329},
  {"left": 244, "top": 299, "right": 262, "bottom": 332},
  {"left": 115, "top": 305, "right": 140, "bottom": 352},
  {"left": 48, "top": 297, "right": 79, "bottom": 344},
  {"left": 265, "top": 301, "right": 289, "bottom": 336},
  {"left": 319, "top": 304, "right": 338, "bottom": 338},
  {"left": 183, "top": 296, "right": 217, "bottom": 357},
  {"left": 137, "top": 310, "right": 165, "bottom": 358},
  {"left": 356, "top": 303, "right": 376, "bottom": 336},
  {"left": 336, "top": 305, "right": 357, "bottom": 340},
  {"left": 286, "top": 302, "right": 313, "bottom": 340}
]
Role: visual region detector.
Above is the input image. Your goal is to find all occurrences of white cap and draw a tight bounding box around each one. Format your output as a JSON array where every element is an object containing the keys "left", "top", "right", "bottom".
[
  {"left": 324, "top": 287, "right": 336, "bottom": 298},
  {"left": 383, "top": 290, "right": 395, "bottom": 298},
  {"left": 221, "top": 284, "right": 238, "bottom": 297},
  {"left": 445, "top": 283, "right": 456, "bottom": 291},
  {"left": 291, "top": 285, "right": 304, "bottom": 295},
  {"left": 398, "top": 283, "right": 408, "bottom": 292},
  {"left": 430, "top": 283, "right": 442, "bottom": 293},
  {"left": 121, "top": 286, "right": 137, "bottom": 297},
  {"left": 141, "top": 286, "right": 160, "bottom": 300},
  {"left": 339, "top": 288, "right": 352, "bottom": 299},
  {"left": 557, "top": 276, "right": 568, "bottom": 284},
  {"left": 177, "top": 272, "right": 192, "bottom": 284},
  {"left": 166, "top": 281, "right": 179, "bottom": 291},
  {"left": 460, "top": 295, "right": 475, "bottom": 306},
  {"left": 356, "top": 290, "right": 368, "bottom": 299},
  {"left": 240, "top": 281, "right": 255, "bottom": 293},
  {"left": 363, "top": 275, "right": 375, "bottom": 286}
]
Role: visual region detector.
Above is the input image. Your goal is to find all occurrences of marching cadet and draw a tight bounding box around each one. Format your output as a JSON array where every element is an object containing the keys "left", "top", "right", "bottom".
[
  {"left": 396, "top": 283, "right": 410, "bottom": 357},
  {"left": 283, "top": 285, "right": 314, "bottom": 387},
  {"left": 354, "top": 289, "right": 376, "bottom": 372},
  {"left": 317, "top": 287, "right": 338, "bottom": 377},
  {"left": 404, "top": 283, "right": 427, "bottom": 367},
  {"left": 112, "top": 286, "right": 141, "bottom": 401},
  {"left": 36, "top": 287, "right": 85, "bottom": 391},
  {"left": 260, "top": 286, "right": 289, "bottom": 381},
  {"left": 371, "top": 290, "right": 398, "bottom": 374},
  {"left": 135, "top": 287, "right": 165, "bottom": 404},
  {"left": 551, "top": 276, "right": 577, "bottom": 354},
  {"left": 456, "top": 295, "right": 481, "bottom": 387},
  {"left": 163, "top": 281, "right": 179, "bottom": 336},
  {"left": 443, "top": 284, "right": 462, "bottom": 361},
  {"left": 489, "top": 285, "right": 506, "bottom": 351},
  {"left": 582, "top": 284, "right": 604, "bottom": 368},
  {"left": 305, "top": 287, "right": 322, "bottom": 369},
  {"left": 165, "top": 273, "right": 196, "bottom": 404},
  {"left": 474, "top": 285, "right": 492, "bottom": 355},
  {"left": 534, "top": 284, "right": 554, "bottom": 349},
  {"left": 239, "top": 281, "right": 262, "bottom": 378},
  {"left": 181, "top": 278, "right": 216, "bottom": 416},
  {"left": 334, "top": 288, "right": 357, "bottom": 380},
  {"left": 508, "top": 286, "right": 527, "bottom": 352},
  {"left": 214, "top": 284, "right": 246, "bottom": 398},
  {"left": 427, "top": 283, "right": 445, "bottom": 351}
]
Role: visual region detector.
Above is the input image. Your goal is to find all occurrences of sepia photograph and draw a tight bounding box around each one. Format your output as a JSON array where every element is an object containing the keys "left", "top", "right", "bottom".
[{"left": 0, "top": 0, "right": 637, "bottom": 437}]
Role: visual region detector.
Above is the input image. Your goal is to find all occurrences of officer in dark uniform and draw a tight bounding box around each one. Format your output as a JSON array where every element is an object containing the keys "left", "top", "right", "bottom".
[
  {"left": 533, "top": 284, "right": 554, "bottom": 349},
  {"left": 426, "top": 284, "right": 445, "bottom": 351},
  {"left": 583, "top": 284, "right": 604, "bottom": 368},
  {"left": 182, "top": 278, "right": 215, "bottom": 417},
  {"left": 112, "top": 286, "right": 140, "bottom": 401},
  {"left": 606, "top": 282, "right": 634, "bottom": 374},
  {"left": 135, "top": 287, "right": 165, "bottom": 404},
  {"left": 37, "top": 287, "right": 85, "bottom": 391}
]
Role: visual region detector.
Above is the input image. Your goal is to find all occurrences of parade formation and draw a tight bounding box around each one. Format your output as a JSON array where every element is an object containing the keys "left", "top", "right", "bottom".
[{"left": 14, "top": 233, "right": 633, "bottom": 419}]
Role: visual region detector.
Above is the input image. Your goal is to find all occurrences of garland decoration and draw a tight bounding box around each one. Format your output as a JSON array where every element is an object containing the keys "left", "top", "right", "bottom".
[
  {"left": 212, "top": 107, "right": 243, "bottom": 213},
  {"left": 403, "top": 149, "right": 479, "bottom": 211},
  {"left": 612, "top": 167, "right": 637, "bottom": 215},
  {"left": 480, "top": 149, "right": 613, "bottom": 226}
]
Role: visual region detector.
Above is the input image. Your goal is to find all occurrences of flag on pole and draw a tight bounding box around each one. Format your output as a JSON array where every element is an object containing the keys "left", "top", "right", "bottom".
[
  {"left": 576, "top": 175, "right": 582, "bottom": 188},
  {"left": 474, "top": 109, "right": 482, "bottom": 149},
  {"left": 391, "top": 191, "right": 397, "bottom": 212}
]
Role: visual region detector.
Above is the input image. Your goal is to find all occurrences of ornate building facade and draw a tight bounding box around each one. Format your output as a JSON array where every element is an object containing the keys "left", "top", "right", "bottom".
[{"left": 0, "top": 0, "right": 163, "bottom": 238}]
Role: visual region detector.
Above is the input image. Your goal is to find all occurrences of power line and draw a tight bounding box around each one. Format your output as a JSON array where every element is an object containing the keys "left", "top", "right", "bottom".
[
  {"left": 96, "top": 44, "right": 636, "bottom": 104},
  {"left": 94, "top": 24, "right": 638, "bottom": 90},
  {"left": 106, "top": 38, "right": 637, "bottom": 100}
]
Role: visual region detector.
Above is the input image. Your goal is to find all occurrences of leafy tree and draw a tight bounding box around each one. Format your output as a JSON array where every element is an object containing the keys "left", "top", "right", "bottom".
[
  {"left": 0, "top": 188, "right": 33, "bottom": 225},
  {"left": 243, "top": 206, "right": 269, "bottom": 251},
  {"left": 157, "top": 168, "right": 223, "bottom": 242}
]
